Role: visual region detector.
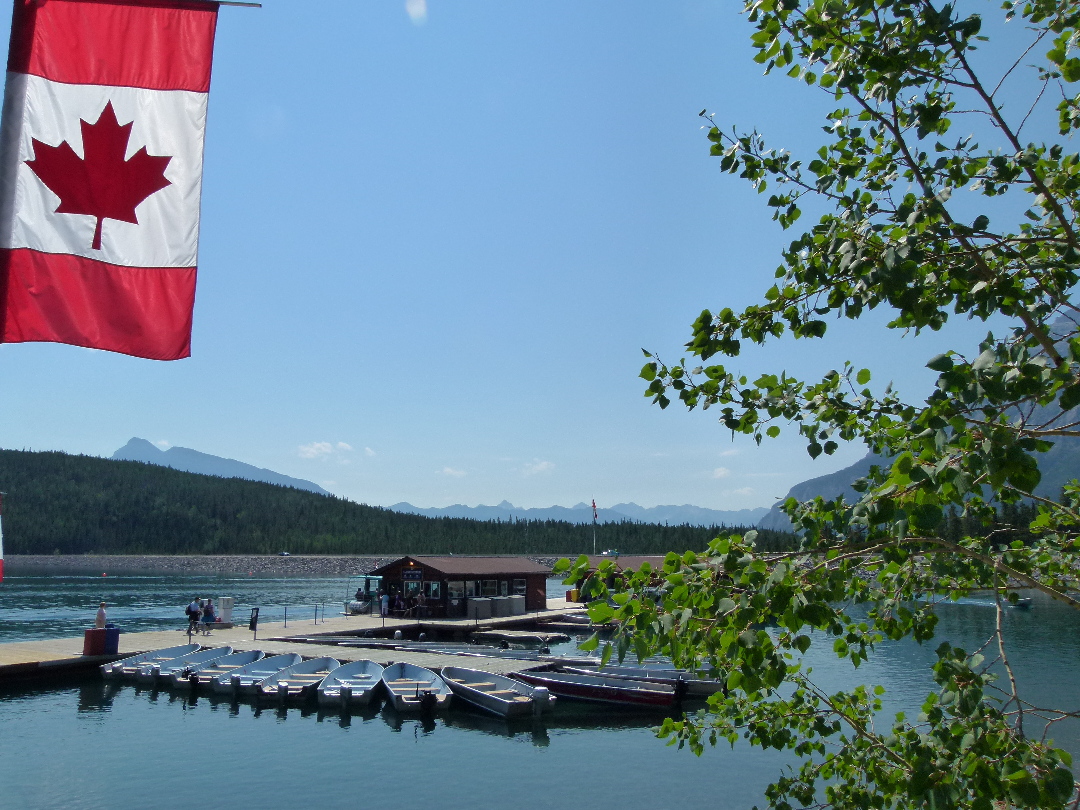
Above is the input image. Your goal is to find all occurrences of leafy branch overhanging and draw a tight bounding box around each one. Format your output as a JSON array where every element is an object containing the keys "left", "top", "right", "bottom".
[{"left": 560, "top": 2, "right": 1080, "bottom": 808}]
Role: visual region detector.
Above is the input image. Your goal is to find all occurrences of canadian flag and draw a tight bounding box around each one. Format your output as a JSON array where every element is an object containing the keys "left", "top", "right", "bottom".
[{"left": 0, "top": 0, "right": 220, "bottom": 360}]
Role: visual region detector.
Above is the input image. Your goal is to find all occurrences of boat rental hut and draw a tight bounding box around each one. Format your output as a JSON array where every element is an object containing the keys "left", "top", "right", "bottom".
[{"left": 369, "top": 556, "right": 551, "bottom": 618}]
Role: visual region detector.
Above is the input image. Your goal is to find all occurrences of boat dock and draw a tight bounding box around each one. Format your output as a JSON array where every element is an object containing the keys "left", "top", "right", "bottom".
[{"left": 0, "top": 600, "right": 587, "bottom": 683}]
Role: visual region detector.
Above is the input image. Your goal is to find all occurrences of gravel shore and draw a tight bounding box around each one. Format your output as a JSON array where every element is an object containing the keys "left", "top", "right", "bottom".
[{"left": 6, "top": 554, "right": 564, "bottom": 577}]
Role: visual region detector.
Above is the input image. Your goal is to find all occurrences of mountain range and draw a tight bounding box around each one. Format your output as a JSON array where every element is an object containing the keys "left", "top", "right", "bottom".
[
  {"left": 758, "top": 421, "right": 1080, "bottom": 530},
  {"left": 112, "top": 438, "right": 330, "bottom": 495},
  {"left": 110, "top": 438, "right": 769, "bottom": 527},
  {"left": 390, "top": 500, "right": 769, "bottom": 526}
]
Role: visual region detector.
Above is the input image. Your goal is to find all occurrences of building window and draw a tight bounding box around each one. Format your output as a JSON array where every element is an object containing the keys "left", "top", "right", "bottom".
[
  {"left": 500, "top": 580, "right": 509, "bottom": 596},
  {"left": 424, "top": 581, "right": 441, "bottom": 600},
  {"left": 482, "top": 580, "right": 498, "bottom": 597},
  {"left": 513, "top": 578, "right": 527, "bottom": 595},
  {"left": 447, "top": 581, "right": 464, "bottom": 599},
  {"left": 466, "top": 581, "right": 478, "bottom": 598}
]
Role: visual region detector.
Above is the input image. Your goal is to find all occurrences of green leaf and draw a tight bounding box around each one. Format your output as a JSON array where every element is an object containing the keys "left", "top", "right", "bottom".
[
  {"left": 926, "top": 353, "right": 953, "bottom": 372},
  {"left": 588, "top": 601, "right": 615, "bottom": 624},
  {"left": 856, "top": 368, "right": 871, "bottom": 385}
]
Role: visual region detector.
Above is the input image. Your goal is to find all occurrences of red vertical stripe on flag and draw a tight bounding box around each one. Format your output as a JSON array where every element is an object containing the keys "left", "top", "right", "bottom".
[
  {"left": 8, "top": 0, "right": 219, "bottom": 92},
  {"left": 0, "top": 249, "right": 196, "bottom": 360}
]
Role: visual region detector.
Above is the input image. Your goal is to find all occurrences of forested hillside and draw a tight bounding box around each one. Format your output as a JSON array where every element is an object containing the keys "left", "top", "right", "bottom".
[{"left": 0, "top": 450, "right": 794, "bottom": 555}]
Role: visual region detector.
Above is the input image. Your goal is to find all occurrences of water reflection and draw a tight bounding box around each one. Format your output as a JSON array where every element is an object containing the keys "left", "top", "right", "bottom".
[
  {"left": 443, "top": 707, "right": 551, "bottom": 747},
  {"left": 380, "top": 702, "right": 438, "bottom": 734},
  {"left": 76, "top": 679, "right": 119, "bottom": 715}
]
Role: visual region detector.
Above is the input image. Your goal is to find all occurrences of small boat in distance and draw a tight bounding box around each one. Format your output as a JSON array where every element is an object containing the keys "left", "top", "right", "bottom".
[
  {"left": 514, "top": 670, "right": 677, "bottom": 708},
  {"left": 257, "top": 656, "right": 340, "bottom": 702},
  {"left": 1011, "top": 596, "right": 1034, "bottom": 609},
  {"left": 101, "top": 644, "right": 200, "bottom": 680},
  {"left": 440, "top": 666, "right": 555, "bottom": 718},
  {"left": 381, "top": 662, "right": 451, "bottom": 713},
  {"left": 136, "top": 646, "right": 234, "bottom": 686},
  {"left": 211, "top": 653, "right": 303, "bottom": 695},
  {"left": 176, "top": 650, "right": 264, "bottom": 690},
  {"left": 317, "top": 659, "right": 384, "bottom": 708}
]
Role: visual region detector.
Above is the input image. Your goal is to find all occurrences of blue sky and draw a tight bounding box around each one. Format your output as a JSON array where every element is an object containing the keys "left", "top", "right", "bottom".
[{"left": 0, "top": 1, "right": 1005, "bottom": 510}]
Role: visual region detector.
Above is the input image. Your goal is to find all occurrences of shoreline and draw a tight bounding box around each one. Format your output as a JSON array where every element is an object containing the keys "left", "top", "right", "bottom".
[{"left": 4, "top": 554, "right": 564, "bottom": 577}]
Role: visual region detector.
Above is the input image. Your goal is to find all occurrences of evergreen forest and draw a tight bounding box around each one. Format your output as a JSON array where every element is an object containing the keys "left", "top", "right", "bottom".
[{"left": 0, "top": 449, "right": 795, "bottom": 556}]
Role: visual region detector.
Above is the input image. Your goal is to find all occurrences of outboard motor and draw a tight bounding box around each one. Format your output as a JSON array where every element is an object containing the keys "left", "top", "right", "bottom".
[
  {"left": 419, "top": 690, "right": 437, "bottom": 714},
  {"left": 531, "top": 686, "right": 550, "bottom": 716}
]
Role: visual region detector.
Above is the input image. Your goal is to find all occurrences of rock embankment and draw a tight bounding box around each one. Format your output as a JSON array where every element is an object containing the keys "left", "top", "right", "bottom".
[{"left": 7, "top": 554, "right": 568, "bottom": 577}]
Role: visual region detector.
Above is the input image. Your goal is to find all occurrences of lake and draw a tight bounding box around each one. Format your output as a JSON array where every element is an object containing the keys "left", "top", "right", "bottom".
[{"left": 0, "top": 570, "right": 1076, "bottom": 810}]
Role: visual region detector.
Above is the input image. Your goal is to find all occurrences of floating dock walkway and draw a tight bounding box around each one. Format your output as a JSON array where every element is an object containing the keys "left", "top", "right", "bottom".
[{"left": 0, "top": 600, "right": 586, "bottom": 683}]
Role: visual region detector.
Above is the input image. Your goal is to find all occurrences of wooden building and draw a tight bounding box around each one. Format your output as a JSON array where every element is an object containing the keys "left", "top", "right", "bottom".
[{"left": 369, "top": 556, "right": 551, "bottom": 617}]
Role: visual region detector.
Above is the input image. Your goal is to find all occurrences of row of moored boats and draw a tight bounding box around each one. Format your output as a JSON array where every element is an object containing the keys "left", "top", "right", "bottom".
[{"left": 101, "top": 643, "right": 725, "bottom": 717}]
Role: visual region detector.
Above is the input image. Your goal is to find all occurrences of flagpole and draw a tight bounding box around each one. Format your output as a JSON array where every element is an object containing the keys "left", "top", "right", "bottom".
[{"left": 591, "top": 499, "right": 597, "bottom": 556}]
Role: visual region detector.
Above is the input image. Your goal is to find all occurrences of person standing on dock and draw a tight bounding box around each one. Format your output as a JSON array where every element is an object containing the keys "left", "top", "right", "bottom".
[
  {"left": 186, "top": 597, "right": 201, "bottom": 633},
  {"left": 95, "top": 602, "right": 107, "bottom": 629},
  {"left": 380, "top": 591, "right": 389, "bottom": 617}
]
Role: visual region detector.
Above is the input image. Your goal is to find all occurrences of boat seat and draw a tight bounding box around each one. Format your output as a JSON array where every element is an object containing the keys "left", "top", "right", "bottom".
[
  {"left": 388, "top": 679, "right": 433, "bottom": 686},
  {"left": 487, "top": 689, "right": 521, "bottom": 696},
  {"left": 465, "top": 682, "right": 497, "bottom": 689}
]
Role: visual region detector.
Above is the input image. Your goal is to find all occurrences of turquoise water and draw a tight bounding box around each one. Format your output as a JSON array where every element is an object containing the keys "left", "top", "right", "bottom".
[
  {"left": 0, "top": 572, "right": 574, "bottom": 641},
  {"left": 0, "top": 572, "right": 1077, "bottom": 810}
]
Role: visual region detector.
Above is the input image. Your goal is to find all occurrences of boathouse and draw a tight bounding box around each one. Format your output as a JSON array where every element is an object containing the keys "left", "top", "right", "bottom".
[{"left": 369, "top": 556, "right": 551, "bottom": 618}]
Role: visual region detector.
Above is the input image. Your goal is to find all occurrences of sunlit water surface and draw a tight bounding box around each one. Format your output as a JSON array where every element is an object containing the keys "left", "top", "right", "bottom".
[{"left": 0, "top": 571, "right": 1076, "bottom": 810}]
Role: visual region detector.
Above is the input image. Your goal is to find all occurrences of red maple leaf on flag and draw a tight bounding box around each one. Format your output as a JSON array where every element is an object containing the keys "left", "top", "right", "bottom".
[{"left": 25, "top": 102, "right": 172, "bottom": 251}]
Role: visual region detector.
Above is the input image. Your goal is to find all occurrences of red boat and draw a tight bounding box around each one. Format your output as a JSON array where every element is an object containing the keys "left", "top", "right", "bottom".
[{"left": 514, "top": 669, "right": 676, "bottom": 708}]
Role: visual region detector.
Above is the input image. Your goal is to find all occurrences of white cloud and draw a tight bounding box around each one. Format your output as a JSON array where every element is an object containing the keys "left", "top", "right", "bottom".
[
  {"left": 719, "top": 449, "right": 739, "bottom": 458},
  {"left": 298, "top": 441, "right": 334, "bottom": 459},
  {"left": 153, "top": 440, "right": 171, "bottom": 450},
  {"left": 405, "top": 0, "right": 427, "bottom": 24},
  {"left": 729, "top": 487, "right": 755, "bottom": 497},
  {"left": 364, "top": 447, "right": 376, "bottom": 457},
  {"left": 711, "top": 466, "right": 731, "bottom": 479},
  {"left": 437, "top": 467, "right": 466, "bottom": 478},
  {"left": 299, "top": 441, "right": 356, "bottom": 460},
  {"left": 523, "top": 459, "right": 555, "bottom": 476}
]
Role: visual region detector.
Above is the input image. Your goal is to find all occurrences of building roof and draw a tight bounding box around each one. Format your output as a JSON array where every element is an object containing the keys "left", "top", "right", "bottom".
[{"left": 370, "top": 555, "right": 552, "bottom": 577}]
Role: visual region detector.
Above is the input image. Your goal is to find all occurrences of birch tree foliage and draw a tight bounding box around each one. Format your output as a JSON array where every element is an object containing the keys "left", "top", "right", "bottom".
[{"left": 556, "top": 1, "right": 1080, "bottom": 807}]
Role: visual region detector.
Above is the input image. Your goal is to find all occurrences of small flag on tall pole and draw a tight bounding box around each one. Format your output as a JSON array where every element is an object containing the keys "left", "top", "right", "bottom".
[{"left": 591, "top": 499, "right": 598, "bottom": 557}]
